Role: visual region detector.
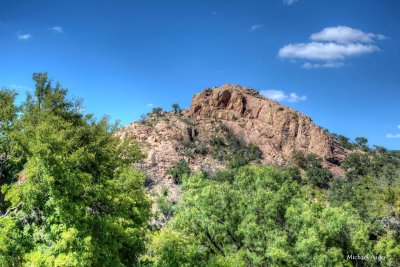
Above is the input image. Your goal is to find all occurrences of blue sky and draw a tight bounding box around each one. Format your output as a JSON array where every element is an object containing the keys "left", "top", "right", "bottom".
[{"left": 1, "top": 0, "right": 399, "bottom": 149}]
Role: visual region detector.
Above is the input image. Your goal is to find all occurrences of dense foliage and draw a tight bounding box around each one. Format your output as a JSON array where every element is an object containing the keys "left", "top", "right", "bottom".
[
  {"left": 144, "top": 166, "right": 370, "bottom": 266},
  {"left": 1, "top": 73, "right": 400, "bottom": 266},
  {"left": 167, "top": 159, "right": 191, "bottom": 184},
  {"left": 0, "top": 73, "right": 150, "bottom": 266},
  {"left": 145, "top": 147, "right": 400, "bottom": 266},
  {"left": 209, "top": 126, "right": 262, "bottom": 168}
]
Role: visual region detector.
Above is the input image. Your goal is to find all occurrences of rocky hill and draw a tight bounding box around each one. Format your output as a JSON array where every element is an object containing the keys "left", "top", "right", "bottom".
[{"left": 118, "top": 84, "right": 347, "bottom": 223}]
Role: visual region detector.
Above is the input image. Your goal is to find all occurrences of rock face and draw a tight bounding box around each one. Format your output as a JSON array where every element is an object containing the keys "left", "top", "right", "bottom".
[
  {"left": 118, "top": 84, "right": 347, "bottom": 224},
  {"left": 185, "top": 85, "right": 346, "bottom": 168}
]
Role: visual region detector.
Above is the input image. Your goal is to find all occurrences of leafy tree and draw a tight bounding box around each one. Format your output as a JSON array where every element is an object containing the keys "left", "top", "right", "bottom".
[
  {"left": 305, "top": 167, "right": 333, "bottom": 189},
  {"left": 142, "top": 229, "right": 204, "bottom": 267},
  {"left": 145, "top": 166, "right": 372, "bottom": 266},
  {"left": 337, "top": 135, "right": 354, "bottom": 150},
  {"left": 374, "top": 145, "right": 388, "bottom": 155},
  {"left": 167, "top": 159, "right": 191, "bottom": 184},
  {"left": 291, "top": 151, "right": 322, "bottom": 170},
  {"left": 0, "top": 89, "right": 20, "bottom": 212},
  {"left": 355, "top": 136, "right": 369, "bottom": 150},
  {"left": 291, "top": 151, "right": 308, "bottom": 169},
  {"left": 171, "top": 103, "right": 182, "bottom": 114},
  {"left": 209, "top": 127, "right": 262, "bottom": 168},
  {"left": 0, "top": 73, "right": 150, "bottom": 266},
  {"left": 374, "top": 233, "right": 400, "bottom": 266},
  {"left": 341, "top": 152, "right": 371, "bottom": 180},
  {"left": 151, "top": 107, "right": 163, "bottom": 116},
  {"left": 156, "top": 193, "right": 174, "bottom": 219}
]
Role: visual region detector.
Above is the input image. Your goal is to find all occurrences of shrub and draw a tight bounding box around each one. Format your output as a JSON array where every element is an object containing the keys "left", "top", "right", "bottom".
[
  {"left": 228, "top": 152, "right": 250, "bottom": 169},
  {"left": 355, "top": 137, "right": 369, "bottom": 150},
  {"left": 210, "top": 136, "right": 225, "bottom": 148},
  {"left": 156, "top": 196, "right": 174, "bottom": 218},
  {"left": 167, "top": 159, "right": 191, "bottom": 184},
  {"left": 337, "top": 135, "right": 355, "bottom": 150},
  {"left": 341, "top": 153, "right": 371, "bottom": 180},
  {"left": 210, "top": 130, "right": 262, "bottom": 167},
  {"left": 152, "top": 107, "right": 164, "bottom": 116},
  {"left": 171, "top": 103, "right": 182, "bottom": 114},
  {"left": 146, "top": 166, "right": 372, "bottom": 266},
  {"left": 182, "top": 140, "right": 196, "bottom": 149},
  {"left": 246, "top": 144, "right": 262, "bottom": 161},
  {"left": 306, "top": 167, "right": 333, "bottom": 189},
  {"left": 194, "top": 141, "right": 208, "bottom": 155},
  {"left": 292, "top": 151, "right": 322, "bottom": 170}
]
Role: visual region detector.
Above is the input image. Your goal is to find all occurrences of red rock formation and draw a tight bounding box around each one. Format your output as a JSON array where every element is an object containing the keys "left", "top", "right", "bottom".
[
  {"left": 185, "top": 85, "right": 346, "bottom": 169},
  {"left": 118, "top": 84, "right": 347, "bottom": 224}
]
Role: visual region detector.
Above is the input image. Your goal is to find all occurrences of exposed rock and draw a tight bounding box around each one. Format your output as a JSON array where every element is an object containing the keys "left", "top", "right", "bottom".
[
  {"left": 382, "top": 216, "right": 400, "bottom": 232},
  {"left": 184, "top": 85, "right": 346, "bottom": 171},
  {"left": 118, "top": 84, "right": 348, "bottom": 225}
]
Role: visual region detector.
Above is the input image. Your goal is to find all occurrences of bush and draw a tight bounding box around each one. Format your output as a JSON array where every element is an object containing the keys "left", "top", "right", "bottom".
[
  {"left": 156, "top": 196, "right": 174, "bottom": 218},
  {"left": 209, "top": 127, "right": 262, "bottom": 167},
  {"left": 167, "top": 159, "right": 191, "bottom": 184},
  {"left": 355, "top": 137, "right": 369, "bottom": 150},
  {"left": 337, "top": 135, "right": 355, "bottom": 150},
  {"left": 152, "top": 107, "right": 164, "bottom": 116},
  {"left": 246, "top": 144, "right": 262, "bottom": 161},
  {"left": 341, "top": 153, "right": 371, "bottom": 180},
  {"left": 292, "top": 151, "right": 322, "bottom": 170},
  {"left": 171, "top": 103, "right": 182, "bottom": 114},
  {"left": 228, "top": 152, "right": 250, "bottom": 169},
  {"left": 182, "top": 140, "right": 196, "bottom": 149},
  {"left": 210, "top": 136, "right": 225, "bottom": 148},
  {"left": 146, "top": 166, "right": 372, "bottom": 266},
  {"left": 0, "top": 73, "right": 150, "bottom": 266},
  {"left": 194, "top": 141, "right": 208, "bottom": 155},
  {"left": 306, "top": 167, "right": 333, "bottom": 189},
  {"left": 292, "top": 151, "right": 308, "bottom": 169}
]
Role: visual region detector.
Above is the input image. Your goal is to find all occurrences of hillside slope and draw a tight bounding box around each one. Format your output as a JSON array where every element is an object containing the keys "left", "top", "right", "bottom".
[{"left": 118, "top": 85, "right": 347, "bottom": 217}]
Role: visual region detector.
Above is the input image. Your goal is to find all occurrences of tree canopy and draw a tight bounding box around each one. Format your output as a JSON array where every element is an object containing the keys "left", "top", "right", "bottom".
[
  {"left": 144, "top": 166, "right": 375, "bottom": 266},
  {"left": 0, "top": 73, "right": 150, "bottom": 266},
  {"left": 1, "top": 73, "right": 400, "bottom": 267}
]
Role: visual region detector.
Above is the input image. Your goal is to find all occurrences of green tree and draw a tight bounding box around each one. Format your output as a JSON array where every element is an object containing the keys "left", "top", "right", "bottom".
[
  {"left": 0, "top": 73, "right": 150, "bottom": 266},
  {"left": 146, "top": 166, "right": 372, "bottom": 266},
  {"left": 151, "top": 107, "right": 163, "bottom": 116},
  {"left": 355, "top": 136, "right": 369, "bottom": 150},
  {"left": 291, "top": 151, "right": 322, "bottom": 170},
  {"left": 337, "top": 135, "right": 354, "bottom": 150},
  {"left": 0, "top": 89, "right": 20, "bottom": 212},
  {"left": 305, "top": 167, "right": 333, "bottom": 189},
  {"left": 171, "top": 103, "right": 182, "bottom": 114},
  {"left": 341, "top": 153, "right": 371, "bottom": 180},
  {"left": 167, "top": 159, "right": 191, "bottom": 184}
]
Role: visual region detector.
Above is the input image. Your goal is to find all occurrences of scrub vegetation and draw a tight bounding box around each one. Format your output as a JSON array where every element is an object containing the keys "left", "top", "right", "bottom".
[{"left": 1, "top": 74, "right": 399, "bottom": 266}]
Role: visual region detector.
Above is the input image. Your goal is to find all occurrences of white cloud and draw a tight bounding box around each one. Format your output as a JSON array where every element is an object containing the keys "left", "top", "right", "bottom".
[
  {"left": 287, "top": 92, "right": 307, "bottom": 102},
  {"left": 386, "top": 124, "right": 400, "bottom": 138},
  {"left": 386, "top": 133, "right": 400, "bottom": 139},
  {"left": 260, "top": 89, "right": 306, "bottom": 103},
  {"left": 261, "top": 90, "right": 287, "bottom": 101},
  {"left": 278, "top": 26, "right": 385, "bottom": 69},
  {"left": 249, "top": 24, "right": 263, "bottom": 32},
  {"left": 279, "top": 42, "right": 378, "bottom": 61},
  {"left": 146, "top": 103, "right": 154, "bottom": 108},
  {"left": 17, "top": 32, "right": 31, "bottom": 40},
  {"left": 283, "top": 0, "right": 298, "bottom": 6},
  {"left": 310, "top": 26, "right": 385, "bottom": 44},
  {"left": 50, "top": 26, "right": 63, "bottom": 33},
  {"left": 302, "top": 61, "right": 345, "bottom": 69}
]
